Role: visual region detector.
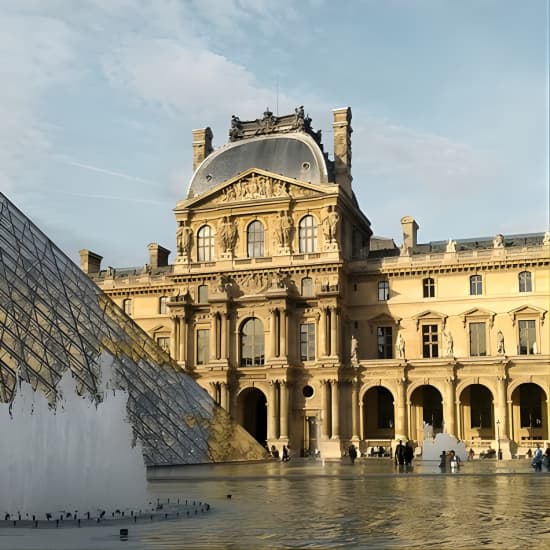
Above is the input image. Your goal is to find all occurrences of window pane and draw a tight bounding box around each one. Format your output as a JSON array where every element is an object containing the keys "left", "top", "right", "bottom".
[
  {"left": 301, "top": 277, "right": 313, "bottom": 297},
  {"left": 519, "top": 271, "right": 532, "bottom": 293},
  {"left": 469, "top": 322, "right": 486, "bottom": 356},
  {"left": 241, "top": 317, "right": 265, "bottom": 366},
  {"left": 519, "top": 320, "right": 536, "bottom": 354},
  {"left": 470, "top": 275, "right": 482, "bottom": 296},
  {"left": 300, "top": 323, "right": 315, "bottom": 361},
  {"left": 377, "top": 326, "right": 393, "bottom": 358},
  {"left": 422, "top": 324, "right": 438, "bottom": 358},
  {"left": 299, "top": 215, "right": 318, "bottom": 253},
  {"left": 156, "top": 336, "right": 170, "bottom": 352},
  {"left": 123, "top": 299, "right": 132, "bottom": 315},
  {"left": 196, "top": 329, "right": 210, "bottom": 364},
  {"left": 423, "top": 278, "right": 435, "bottom": 298},
  {"left": 247, "top": 221, "right": 264, "bottom": 258},
  {"left": 198, "top": 225, "right": 214, "bottom": 262},
  {"left": 198, "top": 285, "right": 208, "bottom": 303},
  {"left": 378, "top": 281, "right": 389, "bottom": 301},
  {"left": 159, "top": 296, "right": 167, "bottom": 314}
]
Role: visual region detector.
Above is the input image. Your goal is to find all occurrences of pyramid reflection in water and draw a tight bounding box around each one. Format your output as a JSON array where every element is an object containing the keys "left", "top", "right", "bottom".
[{"left": 0, "top": 193, "right": 267, "bottom": 465}]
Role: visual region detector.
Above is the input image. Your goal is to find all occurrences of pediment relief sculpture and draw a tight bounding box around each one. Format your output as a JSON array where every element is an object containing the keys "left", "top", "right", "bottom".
[{"left": 212, "top": 173, "right": 323, "bottom": 205}]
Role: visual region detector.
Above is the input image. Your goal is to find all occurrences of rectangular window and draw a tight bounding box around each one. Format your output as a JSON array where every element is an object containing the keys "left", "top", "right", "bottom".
[
  {"left": 123, "top": 299, "right": 132, "bottom": 316},
  {"left": 377, "top": 326, "right": 393, "bottom": 359},
  {"left": 198, "top": 285, "right": 208, "bottom": 303},
  {"left": 422, "top": 324, "right": 439, "bottom": 358},
  {"left": 159, "top": 296, "right": 168, "bottom": 314},
  {"left": 196, "top": 329, "right": 210, "bottom": 365},
  {"left": 470, "top": 275, "right": 482, "bottom": 296},
  {"left": 378, "top": 280, "right": 389, "bottom": 301},
  {"left": 469, "top": 322, "right": 486, "bottom": 356},
  {"left": 518, "top": 320, "right": 536, "bottom": 355},
  {"left": 300, "top": 323, "right": 315, "bottom": 361},
  {"left": 156, "top": 336, "right": 170, "bottom": 352},
  {"left": 423, "top": 278, "right": 435, "bottom": 298}
]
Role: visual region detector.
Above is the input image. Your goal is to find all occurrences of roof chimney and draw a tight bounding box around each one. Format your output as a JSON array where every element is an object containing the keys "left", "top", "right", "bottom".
[
  {"left": 79, "top": 249, "right": 103, "bottom": 274},
  {"left": 332, "top": 107, "right": 353, "bottom": 194},
  {"left": 192, "top": 127, "right": 213, "bottom": 172},
  {"left": 400, "top": 216, "right": 419, "bottom": 255},
  {"left": 148, "top": 243, "right": 170, "bottom": 269}
]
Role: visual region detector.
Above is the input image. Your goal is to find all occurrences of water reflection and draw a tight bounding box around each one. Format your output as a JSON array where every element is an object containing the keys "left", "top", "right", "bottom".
[{"left": 2, "top": 460, "right": 549, "bottom": 549}]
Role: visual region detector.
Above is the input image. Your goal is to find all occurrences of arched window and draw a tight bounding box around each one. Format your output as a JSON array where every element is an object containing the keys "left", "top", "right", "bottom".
[
  {"left": 240, "top": 317, "right": 265, "bottom": 366},
  {"left": 247, "top": 221, "right": 264, "bottom": 258},
  {"left": 519, "top": 271, "right": 532, "bottom": 293},
  {"left": 197, "top": 225, "right": 214, "bottom": 262},
  {"left": 159, "top": 296, "right": 168, "bottom": 314},
  {"left": 123, "top": 298, "right": 132, "bottom": 316},
  {"left": 197, "top": 285, "right": 208, "bottom": 303},
  {"left": 301, "top": 277, "right": 313, "bottom": 297},
  {"left": 423, "top": 277, "right": 435, "bottom": 298},
  {"left": 469, "top": 275, "right": 482, "bottom": 296},
  {"left": 298, "top": 215, "right": 318, "bottom": 253}
]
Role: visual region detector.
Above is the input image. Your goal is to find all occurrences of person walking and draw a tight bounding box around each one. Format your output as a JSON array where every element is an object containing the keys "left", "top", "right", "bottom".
[
  {"left": 282, "top": 445, "right": 290, "bottom": 462},
  {"left": 404, "top": 441, "right": 414, "bottom": 467},
  {"left": 532, "top": 444, "right": 543, "bottom": 471},
  {"left": 348, "top": 444, "right": 358, "bottom": 465},
  {"left": 395, "top": 440, "right": 406, "bottom": 466}
]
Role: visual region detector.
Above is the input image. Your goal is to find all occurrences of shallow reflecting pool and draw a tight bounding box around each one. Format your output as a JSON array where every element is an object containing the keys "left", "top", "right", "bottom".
[{"left": 1, "top": 459, "right": 549, "bottom": 549}]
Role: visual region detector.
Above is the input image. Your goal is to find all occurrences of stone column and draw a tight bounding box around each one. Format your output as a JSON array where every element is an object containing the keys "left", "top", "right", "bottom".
[
  {"left": 179, "top": 315, "right": 187, "bottom": 364},
  {"left": 358, "top": 397, "right": 364, "bottom": 440},
  {"left": 330, "top": 379, "right": 340, "bottom": 438},
  {"left": 444, "top": 377, "right": 456, "bottom": 437},
  {"left": 270, "top": 308, "right": 278, "bottom": 358},
  {"left": 351, "top": 381, "right": 360, "bottom": 440},
  {"left": 268, "top": 381, "right": 277, "bottom": 440},
  {"left": 220, "top": 382, "right": 228, "bottom": 411},
  {"left": 281, "top": 309, "right": 287, "bottom": 357},
  {"left": 170, "top": 315, "right": 178, "bottom": 359},
  {"left": 279, "top": 381, "right": 288, "bottom": 439},
  {"left": 321, "top": 380, "right": 330, "bottom": 439},
  {"left": 319, "top": 308, "right": 327, "bottom": 356},
  {"left": 221, "top": 312, "right": 228, "bottom": 360},
  {"left": 496, "top": 376, "right": 508, "bottom": 437},
  {"left": 395, "top": 378, "right": 408, "bottom": 440},
  {"left": 330, "top": 307, "right": 337, "bottom": 357},
  {"left": 210, "top": 313, "right": 218, "bottom": 360}
]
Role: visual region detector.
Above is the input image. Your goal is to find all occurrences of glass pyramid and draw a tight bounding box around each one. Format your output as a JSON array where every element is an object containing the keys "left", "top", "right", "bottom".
[{"left": 0, "top": 193, "right": 267, "bottom": 465}]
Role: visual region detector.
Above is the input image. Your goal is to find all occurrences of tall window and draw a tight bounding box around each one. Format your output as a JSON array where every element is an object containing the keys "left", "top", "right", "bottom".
[
  {"left": 123, "top": 298, "right": 132, "bottom": 316},
  {"left": 469, "top": 322, "right": 486, "bottom": 356},
  {"left": 247, "top": 221, "right": 264, "bottom": 258},
  {"left": 422, "top": 324, "right": 439, "bottom": 358},
  {"left": 377, "top": 326, "right": 393, "bottom": 359},
  {"left": 159, "top": 296, "right": 168, "bottom": 314},
  {"left": 470, "top": 275, "right": 482, "bottom": 296},
  {"left": 378, "top": 280, "right": 389, "bottom": 301},
  {"left": 240, "top": 318, "right": 265, "bottom": 366},
  {"left": 301, "top": 277, "right": 313, "bottom": 297},
  {"left": 298, "top": 215, "right": 318, "bottom": 253},
  {"left": 197, "top": 225, "right": 214, "bottom": 261},
  {"left": 518, "top": 320, "right": 536, "bottom": 354},
  {"left": 196, "top": 329, "right": 210, "bottom": 365},
  {"left": 300, "top": 323, "right": 316, "bottom": 361},
  {"left": 156, "top": 336, "right": 170, "bottom": 352},
  {"left": 198, "top": 285, "right": 208, "bottom": 304},
  {"left": 519, "top": 271, "right": 532, "bottom": 293},
  {"left": 423, "top": 277, "right": 435, "bottom": 298}
]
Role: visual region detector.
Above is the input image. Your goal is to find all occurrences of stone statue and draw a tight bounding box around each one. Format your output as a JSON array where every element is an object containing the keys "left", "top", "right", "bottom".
[
  {"left": 350, "top": 334, "right": 359, "bottom": 366},
  {"left": 446, "top": 239, "right": 457, "bottom": 253},
  {"left": 543, "top": 232, "right": 550, "bottom": 246},
  {"left": 395, "top": 333, "right": 406, "bottom": 360},
  {"left": 323, "top": 206, "right": 339, "bottom": 243},
  {"left": 219, "top": 216, "right": 237, "bottom": 253},
  {"left": 176, "top": 221, "right": 192, "bottom": 257},
  {"left": 497, "top": 330, "right": 505, "bottom": 355},
  {"left": 493, "top": 234, "right": 504, "bottom": 248},
  {"left": 294, "top": 105, "right": 305, "bottom": 130},
  {"left": 276, "top": 210, "right": 293, "bottom": 248},
  {"left": 229, "top": 115, "right": 243, "bottom": 141},
  {"left": 444, "top": 331, "right": 454, "bottom": 358}
]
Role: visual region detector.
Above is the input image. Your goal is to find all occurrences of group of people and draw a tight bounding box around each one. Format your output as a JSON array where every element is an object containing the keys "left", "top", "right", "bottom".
[
  {"left": 530, "top": 444, "right": 550, "bottom": 471},
  {"left": 394, "top": 440, "right": 415, "bottom": 467},
  {"left": 439, "top": 449, "right": 461, "bottom": 470},
  {"left": 269, "top": 444, "right": 290, "bottom": 462}
]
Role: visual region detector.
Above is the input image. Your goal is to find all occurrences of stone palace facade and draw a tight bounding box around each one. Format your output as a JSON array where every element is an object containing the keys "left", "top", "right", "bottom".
[{"left": 82, "top": 107, "right": 550, "bottom": 459}]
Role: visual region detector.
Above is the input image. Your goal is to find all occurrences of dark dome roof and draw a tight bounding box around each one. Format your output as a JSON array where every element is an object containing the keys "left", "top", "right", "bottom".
[{"left": 188, "top": 133, "right": 330, "bottom": 198}]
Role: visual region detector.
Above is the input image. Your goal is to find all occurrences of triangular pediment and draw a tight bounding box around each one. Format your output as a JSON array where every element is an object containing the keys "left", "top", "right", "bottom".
[
  {"left": 176, "top": 168, "right": 331, "bottom": 210},
  {"left": 412, "top": 310, "right": 447, "bottom": 330},
  {"left": 459, "top": 307, "right": 496, "bottom": 328},
  {"left": 509, "top": 305, "right": 547, "bottom": 325}
]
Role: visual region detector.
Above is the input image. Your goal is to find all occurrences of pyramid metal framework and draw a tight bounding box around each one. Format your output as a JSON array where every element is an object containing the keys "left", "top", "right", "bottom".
[{"left": 0, "top": 193, "right": 267, "bottom": 465}]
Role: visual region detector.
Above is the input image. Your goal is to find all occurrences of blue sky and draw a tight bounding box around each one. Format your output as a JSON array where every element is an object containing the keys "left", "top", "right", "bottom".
[{"left": 1, "top": 0, "right": 548, "bottom": 267}]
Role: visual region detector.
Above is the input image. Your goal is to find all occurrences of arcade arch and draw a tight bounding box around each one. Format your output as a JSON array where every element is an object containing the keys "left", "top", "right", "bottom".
[{"left": 236, "top": 387, "right": 267, "bottom": 446}]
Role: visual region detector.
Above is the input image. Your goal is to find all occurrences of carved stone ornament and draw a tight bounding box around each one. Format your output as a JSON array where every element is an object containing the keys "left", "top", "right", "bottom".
[
  {"left": 239, "top": 272, "right": 270, "bottom": 294},
  {"left": 215, "top": 173, "right": 320, "bottom": 204}
]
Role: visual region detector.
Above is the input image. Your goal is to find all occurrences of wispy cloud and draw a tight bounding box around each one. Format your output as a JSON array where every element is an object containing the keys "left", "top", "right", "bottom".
[
  {"left": 54, "top": 158, "right": 161, "bottom": 186},
  {"left": 47, "top": 188, "right": 169, "bottom": 206}
]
